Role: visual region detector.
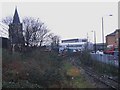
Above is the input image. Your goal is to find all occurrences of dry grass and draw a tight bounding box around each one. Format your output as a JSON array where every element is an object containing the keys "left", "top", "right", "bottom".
[{"left": 67, "top": 66, "right": 80, "bottom": 77}]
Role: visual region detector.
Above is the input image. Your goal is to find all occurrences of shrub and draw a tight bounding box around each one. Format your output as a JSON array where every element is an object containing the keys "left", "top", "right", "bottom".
[{"left": 2, "top": 49, "right": 66, "bottom": 88}]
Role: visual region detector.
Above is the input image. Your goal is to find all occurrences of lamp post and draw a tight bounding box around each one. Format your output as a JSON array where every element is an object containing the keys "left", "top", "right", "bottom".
[
  {"left": 86, "top": 33, "right": 89, "bottom": 50},
  {"left": 92, "top": 31, "right": 96, "bottom": 53},
  {"left": 102, "top": 17, "right": 104, "bottom": 51},
  {"left": 102, "top": 14, "right": 113, "bottom": 51}
]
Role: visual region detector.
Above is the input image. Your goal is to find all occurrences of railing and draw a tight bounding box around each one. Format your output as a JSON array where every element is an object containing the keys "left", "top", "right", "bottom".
[{"left": 90, "top": 53, "right": 119, "bottom": 67}]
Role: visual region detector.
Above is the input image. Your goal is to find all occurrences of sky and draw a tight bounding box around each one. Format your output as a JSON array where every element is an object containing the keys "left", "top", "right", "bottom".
[{"left": 0, "top": 1, "right": 118, "bottom": 43}]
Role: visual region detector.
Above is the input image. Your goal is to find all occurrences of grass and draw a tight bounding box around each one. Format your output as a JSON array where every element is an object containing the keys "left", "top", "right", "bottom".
[
  {"left": 91, "top": 59, "right": 118, "bottom": 76},
  {"left": 73, "top": 76, "right": 95, "bottom": 88},
  {"left": 64, "top": 61, "right": 73, "bottom": 70},
  {"left": 63, "top": 60, "right": 95, "bottom": 88},
  {"left": 3, "top": 80, "right": 42, "bottom": 88}
]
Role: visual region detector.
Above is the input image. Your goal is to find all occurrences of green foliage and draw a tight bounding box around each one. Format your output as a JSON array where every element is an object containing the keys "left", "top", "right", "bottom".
[
  {"left": 73, "top": 76, "right": 95, "bottom": 88},
  {"left": 2, "top": 49, "right": 97, "bottom": 88},
  {"left": 2, "top": 49, "right": 12, "bottom": 63},
  {"left": 2, "top": 49, "right": 65, "bottom": 88},
  {"left": 91, "top": 60, "right": 118, "bottom": 76},
  {"left": 3, "top": 80, "right": 42, "bottom": 88},
  {"left": 76, "top": 50, "right": 92, "bottom": 67}
]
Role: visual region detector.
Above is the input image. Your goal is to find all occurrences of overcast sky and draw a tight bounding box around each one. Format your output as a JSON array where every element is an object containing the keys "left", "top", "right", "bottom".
[{"left": 0, "top": 1, "right": 118, "bottom": 43}]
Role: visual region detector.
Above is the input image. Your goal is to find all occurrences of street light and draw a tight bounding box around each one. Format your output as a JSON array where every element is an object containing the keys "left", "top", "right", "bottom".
[
  {"left": 86, "top": 33, "right": 89, "bottom": 50},
  {"left": 102, "top": 14, "right": 113, "bottom": 51},
  {"left": 92, "top": 30, "right": 96, "bottom": 53}
]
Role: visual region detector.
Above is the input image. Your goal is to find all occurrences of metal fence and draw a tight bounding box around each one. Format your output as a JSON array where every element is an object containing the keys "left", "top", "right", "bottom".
[{"left": 90, "top": 53, "right": 119, "bottom": 67}]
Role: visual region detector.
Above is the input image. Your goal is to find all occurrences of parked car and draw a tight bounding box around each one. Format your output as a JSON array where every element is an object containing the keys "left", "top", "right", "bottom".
[
  {"left": 104, "top": 45, "right": 118, "bottom": 55},
  {"left": 96, "top": 50, "right": 104, "bottom": 54}
]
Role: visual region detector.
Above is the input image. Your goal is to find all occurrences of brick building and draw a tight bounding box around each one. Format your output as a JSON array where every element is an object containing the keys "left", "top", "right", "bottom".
[
  {"left": 106, "top": 29, "right": 120, "bottom": 48},
  {"left": 115, "top": 29, "right": 120, "bottom": 47}
]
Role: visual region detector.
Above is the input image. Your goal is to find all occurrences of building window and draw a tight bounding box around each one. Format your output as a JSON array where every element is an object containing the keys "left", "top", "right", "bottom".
[{"left": 82, "top": 39, "right": 87, "bottom": 42}]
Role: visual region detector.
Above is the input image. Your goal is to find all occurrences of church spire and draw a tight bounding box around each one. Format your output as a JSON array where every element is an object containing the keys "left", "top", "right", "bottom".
[{"left": 13, "top": 7, "right": 20, "bottom": 24}]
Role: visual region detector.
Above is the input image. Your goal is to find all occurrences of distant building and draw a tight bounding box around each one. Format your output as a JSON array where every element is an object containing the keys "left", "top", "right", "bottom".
[
  {"left": 8, "top": 7, "right": 25, "bottom": 52},
  {"left": 0, "top": 22, "right": 9, "bottom": 38},
  {"left": 106, "top": 31, "right": 116, "bottom": 46},
  {"left": 59, "top": 38, "right": 93, "bottom": 52},
  {"left": 106, "top": 29, "right": 120, "bottom": 48},
  {"left": 115, "top": 29, "right": 120, "bottom": 47},
  {"left": 0, "top": 22, "right": 9, "bottom": 49}
]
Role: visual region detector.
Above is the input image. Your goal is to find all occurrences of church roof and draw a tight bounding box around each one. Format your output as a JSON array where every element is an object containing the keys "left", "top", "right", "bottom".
[{"left": 13, "top": 7, "right": 20, "bottom": 24}]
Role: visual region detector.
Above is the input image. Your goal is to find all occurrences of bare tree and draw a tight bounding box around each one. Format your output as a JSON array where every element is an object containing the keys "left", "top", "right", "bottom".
[
  {"left": 50, "top": 34, "right": 60, "bottom": 51},
  {"left": 23, "top": 17, "right": 52, "bottom": 47},
  {"left": 51, "top": 35, "right": 60, "bottom": 46},
  {"left": 2, "top": 16, "right": 13, "bottom": 25}
]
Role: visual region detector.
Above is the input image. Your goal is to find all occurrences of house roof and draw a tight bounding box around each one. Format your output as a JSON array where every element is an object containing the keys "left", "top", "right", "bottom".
[
  {"left": 0, "top": 22, "right": 9, "bottom": 38},
  {"left": 106, "top": 29, "right": 120, "bottom": 37},
  {"left": 107, "top": 31, "right": 116, "bottom": 36}
]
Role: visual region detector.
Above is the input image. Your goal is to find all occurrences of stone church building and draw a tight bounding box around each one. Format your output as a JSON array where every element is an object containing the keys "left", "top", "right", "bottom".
[{"left": 9, "top": 8, "right": 24, "bottom": 52}]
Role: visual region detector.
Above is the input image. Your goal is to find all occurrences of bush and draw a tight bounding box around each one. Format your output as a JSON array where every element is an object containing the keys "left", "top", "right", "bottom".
[
  {"left": 3, "top": 48, "right": 98, "bottom": 88},
  {"left": 2, "top": 49, "right": 66, "bottom": 88}
]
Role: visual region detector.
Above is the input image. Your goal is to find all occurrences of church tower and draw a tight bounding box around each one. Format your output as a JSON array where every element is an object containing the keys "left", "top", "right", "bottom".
[{"left": 9, "top": 7, "right": 24, "bottom": 52}]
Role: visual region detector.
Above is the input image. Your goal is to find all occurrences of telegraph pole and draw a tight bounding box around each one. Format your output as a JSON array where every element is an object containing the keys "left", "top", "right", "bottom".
[
  {"left": 87, "top": 33, "right": 89, "bottom": 50},
  {"left": 101, "top": 15, "right": 113, "bottom": 51},
  {"left": 102, "top": 17, "right": 104, "bottom": 51},
  {"left": 92, "top": 31, "right": 96, "bottom": 53},
  {"left": 94, "top": 31, "right": 96, "bottom": 53}
]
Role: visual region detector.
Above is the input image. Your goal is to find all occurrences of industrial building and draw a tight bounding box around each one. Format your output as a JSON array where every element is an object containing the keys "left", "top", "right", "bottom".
[{"left": 59, "top": 38, "right": 93, "bottom": 52}]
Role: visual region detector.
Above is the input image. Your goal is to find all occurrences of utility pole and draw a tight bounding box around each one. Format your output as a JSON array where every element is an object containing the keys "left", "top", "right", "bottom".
[
  {"left": 92, "top": 31, "right": 96, "bottom": 53},
  {"left": 101, "top": 15, "right": 113, "bottom": 51},
  {"left": 86, "top": 33, "right": 89, "bottom": 50},
  {"left": 102, "top": 17, "right": 104, "bottom": 51},
  {"left": 94, "top": 31, "right": 96, "bottom": 53}
]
